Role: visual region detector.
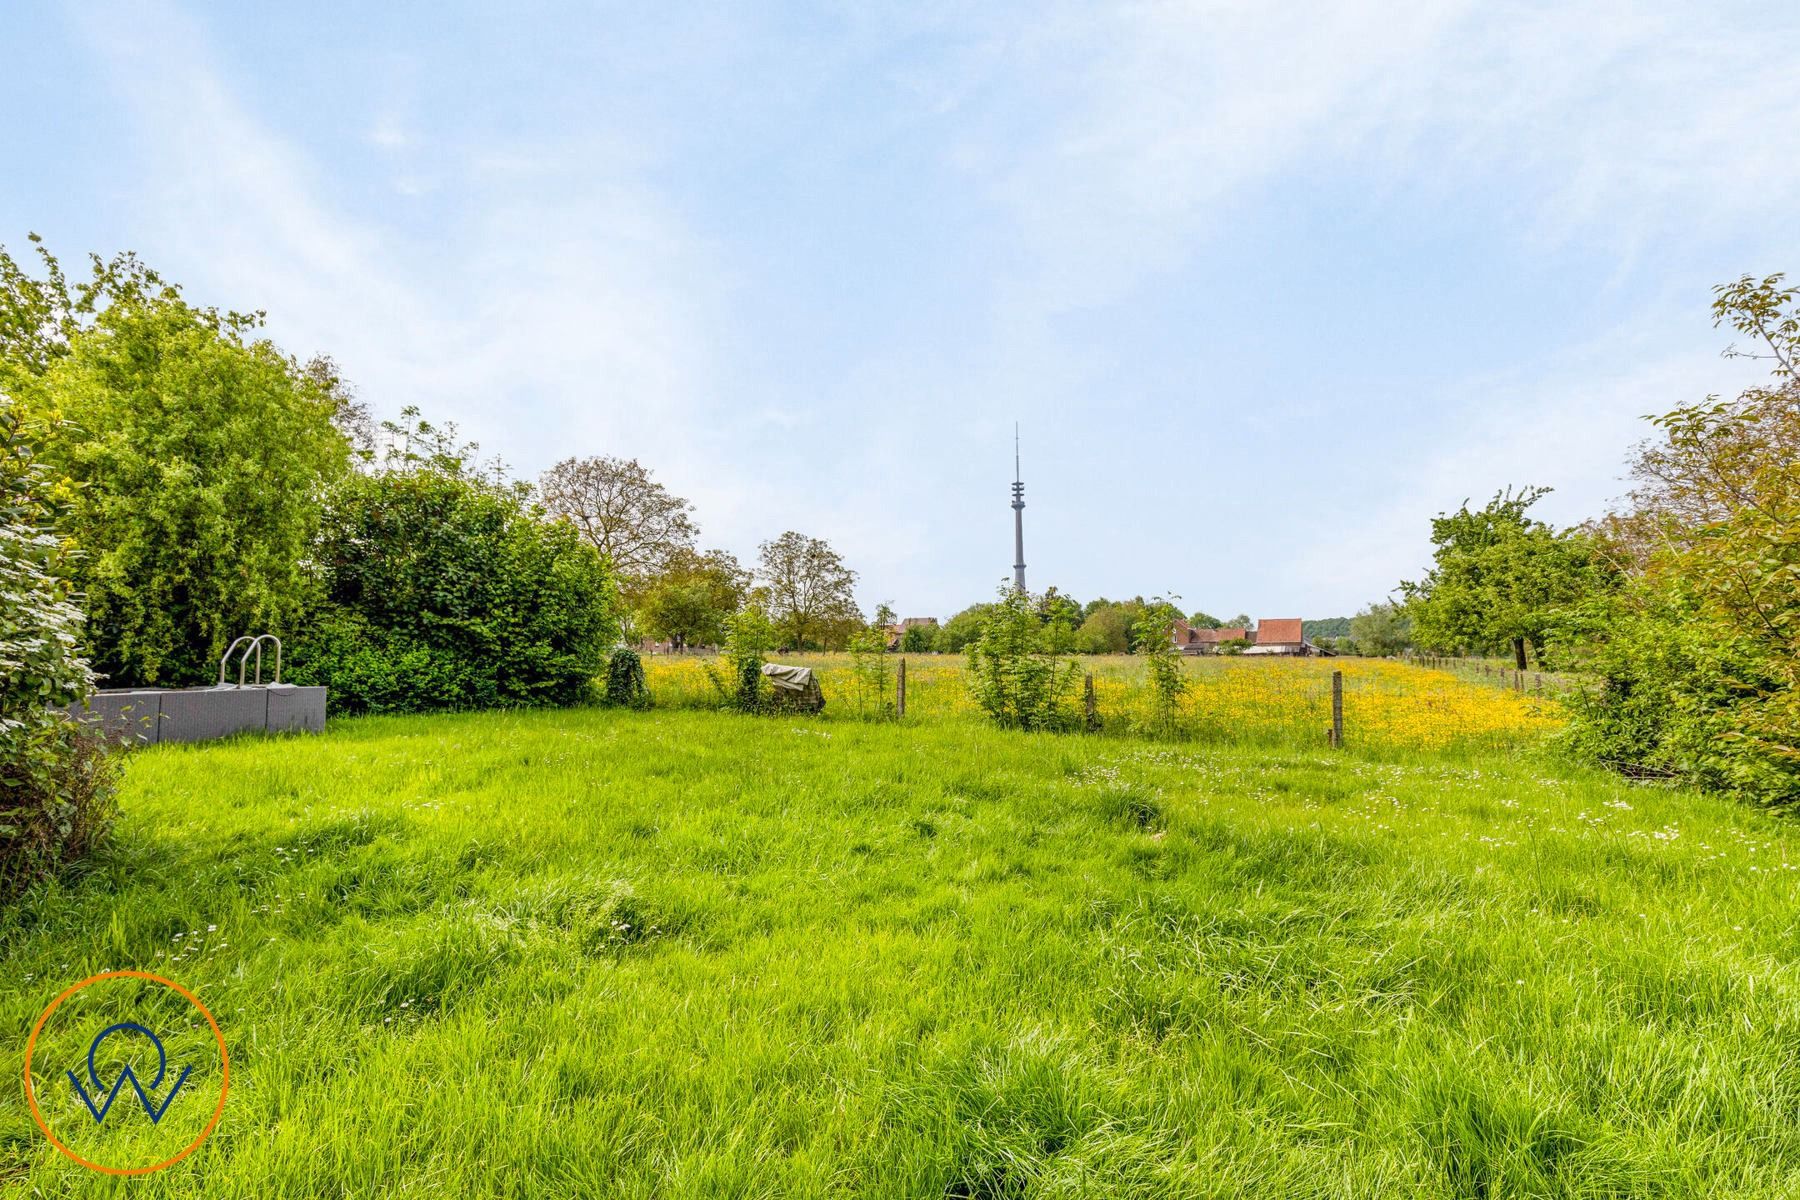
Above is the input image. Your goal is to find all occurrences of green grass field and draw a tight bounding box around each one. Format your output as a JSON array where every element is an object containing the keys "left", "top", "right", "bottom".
[{"left": 5, "top": 703, "right": 1800, "bottom": 1196}]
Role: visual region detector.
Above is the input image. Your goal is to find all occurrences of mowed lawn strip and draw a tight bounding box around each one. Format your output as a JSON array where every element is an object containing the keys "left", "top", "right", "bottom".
[{"left": 3, "top": 708, "right": 1799, "bottom": 1197}]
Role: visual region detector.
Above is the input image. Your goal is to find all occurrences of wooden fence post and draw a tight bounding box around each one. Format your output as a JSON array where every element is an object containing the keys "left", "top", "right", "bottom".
[
  {"left": 897, "top": 657, "right": 906, "bottom": 718},
  {"left": 1330, "top": 669, "right": 1344, "bottom": 748},
  {"left": 1083, "top": 673, "right": 1098, "bottom": 731}
]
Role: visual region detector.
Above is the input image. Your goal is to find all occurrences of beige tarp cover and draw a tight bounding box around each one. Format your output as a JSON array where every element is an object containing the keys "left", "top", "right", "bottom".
[{"left": 761, "top": 664, "right": 817, "bottom": 692}]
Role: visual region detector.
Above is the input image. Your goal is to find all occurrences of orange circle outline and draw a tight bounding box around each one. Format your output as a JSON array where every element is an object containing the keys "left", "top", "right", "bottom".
[{"left": 22, "top": 970, "right": 229, "bottom": 1176}]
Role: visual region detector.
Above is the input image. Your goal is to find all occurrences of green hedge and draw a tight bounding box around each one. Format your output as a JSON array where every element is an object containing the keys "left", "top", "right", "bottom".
[{"left": 289, "top": 467, "right": 617, "bottom": 714}]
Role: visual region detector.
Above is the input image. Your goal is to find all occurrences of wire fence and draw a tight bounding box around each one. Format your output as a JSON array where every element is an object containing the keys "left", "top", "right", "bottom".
[
  {"left": 637, "top": 653, "right": 1563, "bottom": 754},
  {"left": 1403, "top": 653, "right": 1578, "bottom": 698}
]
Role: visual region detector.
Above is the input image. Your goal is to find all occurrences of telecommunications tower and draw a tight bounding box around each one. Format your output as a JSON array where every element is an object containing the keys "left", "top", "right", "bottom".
[{"left": 1011, "top": 425, "right": 1027, "bottom": 592}]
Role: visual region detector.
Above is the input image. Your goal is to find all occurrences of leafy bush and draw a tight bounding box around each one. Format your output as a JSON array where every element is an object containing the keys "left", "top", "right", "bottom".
[
  {"left": 1133, "top": 600, "right": 1187, "bottom": 736},
  {"left": 603, "top": 648, "right": 650, "bottom": 710},
  {"left": 844, "top": 626, "right": 895, "bottom": 719},
  {"left": 1558, "top": 554, "right": 1800, "bottom": 804},
  {"left": 704, "top": 605, "right": 773, "bottom": 713},
  {"left": 965, "top": 588, "right": 1080, "bottom": 731},
  {"left": 1, "top": 400, "right": 117, "bottom": 901},
  {"left": 1559, "top": 274, "right": 1800, "bottom": 806},
  {"left": 289, "top": 462, "right": 617, "bottom": 714}
]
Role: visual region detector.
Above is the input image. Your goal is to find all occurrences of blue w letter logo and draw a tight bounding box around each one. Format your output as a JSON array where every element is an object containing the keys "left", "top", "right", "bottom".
[{"left": 66, "top": 1023, "right": 192, "bottom": 1124}]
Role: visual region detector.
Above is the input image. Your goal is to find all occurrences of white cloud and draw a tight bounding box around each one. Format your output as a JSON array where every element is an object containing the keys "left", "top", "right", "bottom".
[
  {"left": 1280, "top": 321, "right": 1771, "bottom": 610},
  {"left": 54, "top": 0, "right": 1800, "bottom": 619},
  {"left": 968, "top": 0, "right": 1799, "bottom": 308},
  {"left": 916, "top": 0, "right": 1800, "bottom": 614},
  {"left": 69, "top": 0, "right": 769, "bottom": 548}
]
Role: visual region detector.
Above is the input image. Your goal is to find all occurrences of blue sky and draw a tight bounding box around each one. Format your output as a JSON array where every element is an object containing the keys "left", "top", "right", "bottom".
[{"left": 3, "top": 2, "right": 1795, "bottom": 621}]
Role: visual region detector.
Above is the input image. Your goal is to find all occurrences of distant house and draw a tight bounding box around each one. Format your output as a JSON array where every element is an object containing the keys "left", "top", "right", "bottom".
[
  {"left": 1241, "top": 617, "right": 1333, "bottom": 657},
  {"left": 1170, "top": 620, "right": 1251, "bottom": 655},
  {"left": 883, "top": 616, "right": 939, "bottom": 651}
]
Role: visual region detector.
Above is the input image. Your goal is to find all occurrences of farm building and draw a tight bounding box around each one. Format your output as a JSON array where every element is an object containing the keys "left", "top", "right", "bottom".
[
  {"left": 1242, "top": 617, "right": 1333, "bottom": 656},
  {"left": 883, "top": 616, "right": 939, "bottom": 650},
  {"left": 1171, "top": 617, "right": 1334, "bottom": 656},
  {"left": 1170, "top": 621, "right": 1251, "bottom": 655}
]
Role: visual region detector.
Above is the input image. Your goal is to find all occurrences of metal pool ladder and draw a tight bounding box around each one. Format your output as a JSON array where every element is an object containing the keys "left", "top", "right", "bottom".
[{"left": 216, "top": 634, "right": 283, "bottom": 687}]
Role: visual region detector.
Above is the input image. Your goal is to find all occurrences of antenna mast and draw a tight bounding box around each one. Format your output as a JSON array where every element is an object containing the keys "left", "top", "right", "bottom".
[{"left": 1011, "top": 424, "right": 1027, "bottom": 592}]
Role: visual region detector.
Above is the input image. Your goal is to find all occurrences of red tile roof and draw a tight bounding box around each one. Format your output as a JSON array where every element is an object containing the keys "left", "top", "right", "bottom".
[
  {"left": 1256, "top": 618, "right": 1305, "bottom": 645},
  {"left": 1193, "top": 626, "right": 1248, "bottom": 643}
]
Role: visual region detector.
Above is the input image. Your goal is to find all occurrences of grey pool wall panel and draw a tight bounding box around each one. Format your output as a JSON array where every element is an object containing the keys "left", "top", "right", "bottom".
[
  {"left": 76, "top": 690, "right": 166, "bottom": 745},
  {"left": 70, "top": 685, "right": 327, "bottom": 744},
  {"left": 157, "top": 687, "right": 269, "bottom": 742},
  {"left": 266, "top": 687, "right": 328, "bottom": 735}
]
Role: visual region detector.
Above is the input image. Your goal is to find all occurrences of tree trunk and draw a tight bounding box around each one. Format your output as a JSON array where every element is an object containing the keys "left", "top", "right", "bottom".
[{"left": 1512, "top": 637, "right": 1527, "bottom": 670}]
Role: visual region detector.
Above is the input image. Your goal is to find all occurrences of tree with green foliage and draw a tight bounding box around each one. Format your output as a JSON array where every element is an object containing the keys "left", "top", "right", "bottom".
[
  {"left": 1036, "top": 587, "right": 1083, "bottom": 628},
  {"left": 538, "top": 454, "right": 697, "bottom": 628},
  {"left": 965, "top": 587, "right": 1080, "bottom": 731},
  {"left": 939, "top": 604, "right": 992, "bottom": 653},
  {"left": 637, "top": 548, "right": 749, "bottom": 650},
  {"left": 1401, "top": 487, "right": 1612, "bottom": 669},
  {"left": 1075, "top": 596, "right": 1159, "bottom": 652},
  {"left": 1075, "top": 605, "right": 1131, "bottom": 654},
  {"left": 899, "top": 622, "right": 939, "bottom": 653},
  {"left": 290, "top": 416, "right": 616, "bottom": 713},
  {"left": 1349, "top": 601, "right": 1413, "bottom": 657},
  {"left": 1563, "top": 273, "right": 1800, "bottom": 801},
  {"left": 1, "top": 234, "right": 254, "bottom": 391},
  {"left": 757, "top": 530, "right": 862, "bottom": 651},
  {"left": 3, "top": 237, "right": 353, "bottom": 686},
  {"left": 42, "top": 307, "right": 350, "bottom": 684},
  {"left": 1302, "top": 616, "right": 1352, "bottom": 640}
]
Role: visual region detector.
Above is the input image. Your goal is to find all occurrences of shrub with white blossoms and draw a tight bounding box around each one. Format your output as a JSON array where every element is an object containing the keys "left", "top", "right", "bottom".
[{"left": 1, "top": 398, "right": 115, "bottom": 902}]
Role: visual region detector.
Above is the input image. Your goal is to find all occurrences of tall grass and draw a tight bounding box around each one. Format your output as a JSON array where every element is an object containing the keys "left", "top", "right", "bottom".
[{"left": 3, "top": 707, "right": 1798, "bottom": 1195}]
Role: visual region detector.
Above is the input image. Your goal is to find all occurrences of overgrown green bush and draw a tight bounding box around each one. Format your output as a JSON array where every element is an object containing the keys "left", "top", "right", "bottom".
[
  {"left": 1133, "top": 600, "right": 1187, "bottom": 737},
  {"left": 2, "top": 238, "right": 354, "bottom": 687},
  {"left": 844, "top": 626, "right": 894, "bottom": 720},
  {"left": 704, "top": 605, "right": 773, "bottom": 713},
  {"left": 1558, "top": 557, "right": 1800, "bottom": 804},
  {"left": 1558, "top": 275, "right": 1800, "bottom": 806},
  {"left": 965, "top": 587, "right": 1080, "bottom": 731},
  {"left": 289, "top": 461, "right": 617, "bottom": 714},
  {"left": 603, "top": 648, "right": 650, "bottom": 710},
  {"left": 1, "top": 400, "right": 117, "bottom": 901}
]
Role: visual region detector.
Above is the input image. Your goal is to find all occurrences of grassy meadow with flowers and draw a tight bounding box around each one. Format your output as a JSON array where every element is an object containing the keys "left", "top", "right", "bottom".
[
  {"left": 7, "top": 656, "right": 1800, "bottom": 1197},
  {"left": 643, "top": 653, "right": 1563, "bottom": 752}
]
